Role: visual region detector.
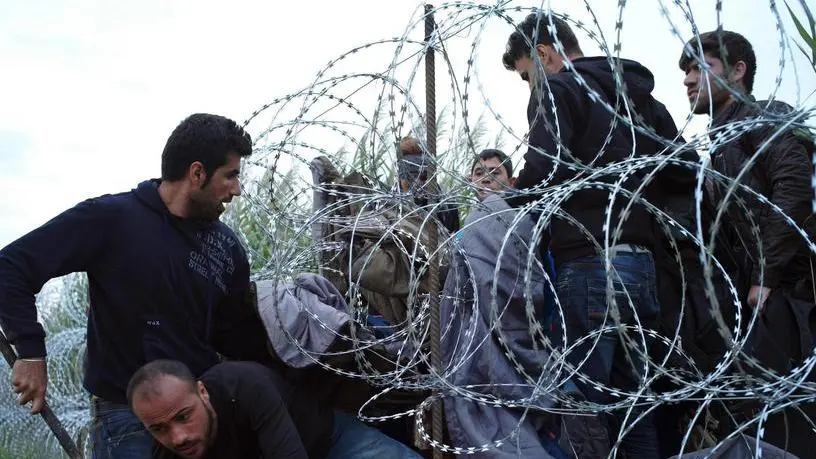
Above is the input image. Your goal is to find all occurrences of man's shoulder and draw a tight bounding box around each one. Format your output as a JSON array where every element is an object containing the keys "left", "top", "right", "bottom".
[
  {"left": 463, "top": 195, "right": 528, "bottom": 236},
  {"left": 728, "top": 98, "right": 795, "bottom": 122},
  {"left": 201, "top": 362, "right": 283, "bottom": 407},
  {"left": 467, "top": 194, "right": 513, "bottom": 221},
  {"left": 202, "top": 361, "right": 270, "bottom": 383},
  {"left": 756, "top": 99, "right": 795, "bottom": 116},
  {"left": 65, "top": 190, "right": 137, "bottom": 220},
  {"left": 79, "top": 188, "right": 133, "bottom": 205}
]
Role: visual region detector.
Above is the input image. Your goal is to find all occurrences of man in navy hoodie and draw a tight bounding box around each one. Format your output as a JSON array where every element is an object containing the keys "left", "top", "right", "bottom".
[
  {"left": 0, "top": 113, "right": 270, "bottom": 458},
  {"left": 501, "top": 11, "right": 691, "bottom": 459}
]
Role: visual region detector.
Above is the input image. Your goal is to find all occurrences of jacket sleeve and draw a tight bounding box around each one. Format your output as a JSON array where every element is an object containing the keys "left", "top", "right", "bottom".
[
  {"left": 513, "top": 81, "right": 577, "bottom": 192},
  {"left": 0, "top": 197, "right": 117, "bottom": 358},
  {"left": 211, "top": 243, "right": 271, "bottom": 362},
  {"left": 751, "top": 125, "right": 813, "bottom": 288},
  {"left": 235, "top": 363, "right": 309, "bottom": 459}
]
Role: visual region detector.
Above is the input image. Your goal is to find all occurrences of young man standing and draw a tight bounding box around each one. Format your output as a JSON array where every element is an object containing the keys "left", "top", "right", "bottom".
[
  {"left": 501, "top": 11, "right": 686, "bottom": 458},
  {"left": 0, "top": 113, "right": 270, "bottom": 458},
  {"left": 679, "top": 29, "right": 814, "bottom": 309},
  {"left": 679, "top": 29, "right": 815, "bottom": 458}
]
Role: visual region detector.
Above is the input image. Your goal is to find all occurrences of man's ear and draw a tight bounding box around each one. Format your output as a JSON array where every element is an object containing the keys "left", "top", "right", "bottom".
[
  {"left": 509, "top": 177, "right": 517, "bottom": 188},
  {"left": 188, "top": 161, "right": 206, "bottom": 188},
  {"left": 534, "top": 44, "right": 551, "bottom": 67},
  {"left": 728, "top": 60, "right": 747, "bottom": 90},
  {"left": 197, "top": 380, "right": 209, "bottom": 402}
]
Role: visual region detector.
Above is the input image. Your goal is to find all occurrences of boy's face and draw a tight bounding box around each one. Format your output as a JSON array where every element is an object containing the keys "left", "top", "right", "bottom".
[{"left": 470, "top": 156, "right": 513, "bottom": 200}]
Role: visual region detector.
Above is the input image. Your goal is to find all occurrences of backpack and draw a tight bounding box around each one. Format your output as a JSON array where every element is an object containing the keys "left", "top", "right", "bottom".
[{"left": 310, "top": 156, "right": 451, "bottom": 336}]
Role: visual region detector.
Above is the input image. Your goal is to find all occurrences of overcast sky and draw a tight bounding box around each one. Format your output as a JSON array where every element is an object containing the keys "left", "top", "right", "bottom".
[{"left": 1, "top": 0, "right": 814, "bottom": 247}]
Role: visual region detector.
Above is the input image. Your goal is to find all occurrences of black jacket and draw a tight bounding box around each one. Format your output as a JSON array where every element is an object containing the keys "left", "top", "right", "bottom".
[
  {"left": 0, "top": 180, "right": 267, "bottom": 403},
  {"left": 155, "top": 362, "right": 335, "bottom": 459},
  {"left": 708, "top": 96, "right": 814, "bottom": 289},
  {"left": 512, "top": 57, "right": 686, "bottom": 266}
]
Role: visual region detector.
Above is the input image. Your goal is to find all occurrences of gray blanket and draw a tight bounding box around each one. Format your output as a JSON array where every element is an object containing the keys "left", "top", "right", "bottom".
[
  {"left": 255, "top": 273, "right": 352, "bottom": 369},
  {"left": 440, "top": 194, "right": 560, "bottom": 458}
]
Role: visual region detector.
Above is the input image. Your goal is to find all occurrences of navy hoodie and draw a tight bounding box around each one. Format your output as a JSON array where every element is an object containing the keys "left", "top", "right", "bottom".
[
  {"left": 512, "top": 57, "right": 686, "bottom": 266},
  {"left": 0, "top": 180, "right": 255, "bottom": 404}
]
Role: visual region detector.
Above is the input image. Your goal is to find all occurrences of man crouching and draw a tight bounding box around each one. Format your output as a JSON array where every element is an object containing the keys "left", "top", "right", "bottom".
[{"left": 127, "top": 359, "right": 422, "bottom": 459}]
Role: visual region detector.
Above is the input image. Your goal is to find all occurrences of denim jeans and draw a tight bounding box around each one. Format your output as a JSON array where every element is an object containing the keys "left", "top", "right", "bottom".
[
  {"left": 325, "top": 411, "right": 423, "bottom": 459},
  {"left": 89, "top": 397, "right": 153, "bottom": 459},
  {"left": 552, "top": 250, "right": 660, "bottom": 459}
]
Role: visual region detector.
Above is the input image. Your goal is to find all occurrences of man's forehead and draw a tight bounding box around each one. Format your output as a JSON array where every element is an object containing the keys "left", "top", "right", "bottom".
[
  {"left": 479, "top": 156, "right": 505, "bottom": 168},
  {"left": 136, "top": 394, "right": 196, "bottom": 429},
  {"left": 222, "top": 152, "right": 242, "bottom": 167},
  {"left": 134, "top": 376, "right": 194, "bottom": 413},
  {"left": 688, "top": 54, "right": 721, "bottom": 68}
]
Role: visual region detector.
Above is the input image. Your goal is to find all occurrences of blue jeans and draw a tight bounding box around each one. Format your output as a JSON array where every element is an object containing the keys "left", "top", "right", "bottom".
[
  {"left": 89, "top": 397, "right": 153, "bottom": 459},
  {"left": 326, "top": 411, "right": 422, "bottom": 459},
  {"left": 553, "top": 250, "right": 660, "bottom": 459}
]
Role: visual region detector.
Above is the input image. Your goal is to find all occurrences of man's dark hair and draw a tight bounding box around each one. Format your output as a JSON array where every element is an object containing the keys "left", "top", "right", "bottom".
[
  {"left": 161, "top": 113, "right": 253, "bottom": 186},
  {"left": 678, "top": 29, "right": 757, "bottom": 93},
  {"left": 126, "top": 359, "right": 197, "bottom": 408},
  {"left": 471, "top": 149, "right": 513, "bottom": 177},
  {"left": 502, "top": 12, "right": 583, "bottom": 70}
]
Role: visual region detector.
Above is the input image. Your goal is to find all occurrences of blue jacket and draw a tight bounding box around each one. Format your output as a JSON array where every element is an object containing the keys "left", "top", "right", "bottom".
[{"left": 0, "top": 180, "right": 258, "bottom": 404}]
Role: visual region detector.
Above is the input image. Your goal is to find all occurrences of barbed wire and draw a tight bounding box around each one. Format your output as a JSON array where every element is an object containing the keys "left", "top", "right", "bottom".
[{"left": 234, "top": 1, "right": 816, "bottom": 457}]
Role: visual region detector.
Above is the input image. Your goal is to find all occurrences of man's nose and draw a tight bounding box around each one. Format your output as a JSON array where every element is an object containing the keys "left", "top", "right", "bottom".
[
  {"left": 171, "top": 426, "right": 189, "bottom": 447},
  {"left": 683, "top": 72, "right": 696, "bottom": 88},
  {"left": 232, "top": 180, "right": 242, "bottom": 197}
]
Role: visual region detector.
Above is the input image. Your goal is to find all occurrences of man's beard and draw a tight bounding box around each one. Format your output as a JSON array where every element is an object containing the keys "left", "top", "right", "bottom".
[
  {"left": 188, "top": 191, "right": 225, "bottom": 222},
  {"left": 692, "top": 91, "right": 731, "bottom": 116},
  {"left": 203, "top": 399, "right": 218, "bottom": 448},
  {"left": 691, "top": 98, "right": 712, "bottom": 115},
  {"left": 172, "top": 399, "right": 217, "bottom": 458}
]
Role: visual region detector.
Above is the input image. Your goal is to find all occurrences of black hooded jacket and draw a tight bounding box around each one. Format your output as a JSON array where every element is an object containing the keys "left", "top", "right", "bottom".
[
  {"left": 513, "top": 57, "right": 689, "bottom": 266},
  {"left": 0, "top": 180, "right": 267, "bottom": 404}
]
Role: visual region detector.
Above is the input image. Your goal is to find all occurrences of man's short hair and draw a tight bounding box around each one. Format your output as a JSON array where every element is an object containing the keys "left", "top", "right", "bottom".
[
  {"left": 161, "top": 113, "right": 253, "bottom": 186},
  {"left": 471, "top": 149, "right": 513, "bottom": 178},
  {"left": 126, "top": 359, "right": 197, "bottom": 408},
  {"left": 502, "top": 11, "right": 583, "bottom": 71},
  {"left": 678, "top": 29, "right": 757, "bottom": 93}
]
